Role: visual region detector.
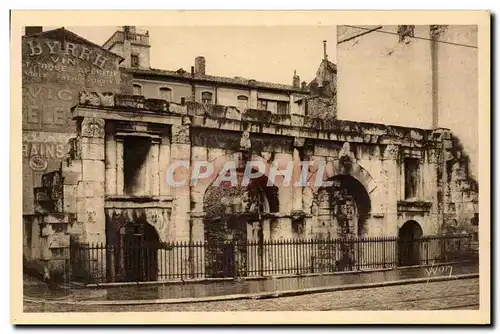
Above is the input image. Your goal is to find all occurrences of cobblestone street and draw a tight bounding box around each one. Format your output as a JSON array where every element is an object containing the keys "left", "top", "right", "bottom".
[{"left": 24, "top": 278, "right": 479, "bottom": 313}]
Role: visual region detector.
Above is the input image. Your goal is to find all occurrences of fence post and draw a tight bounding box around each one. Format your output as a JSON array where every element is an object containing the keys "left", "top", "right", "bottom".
[
  {"left": 426, "top": 238, "right": 429, "bottom": 265},
  {"left": 382, "top": 237, "right": 386, "bottom": 268},
  {"left": 295, "top": 239, "right": 300, "bottom": 275},
  {"left": 107, "top": 244, "right": 115, "bottom": 283},
  {"left": 356, "top": 237, "right": 360, "bottom": 271}
]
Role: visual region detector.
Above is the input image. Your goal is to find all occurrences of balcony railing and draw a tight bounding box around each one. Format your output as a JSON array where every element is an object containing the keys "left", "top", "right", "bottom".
[{"left": 103, "top": 30, "right": 150, "bottom": 49}]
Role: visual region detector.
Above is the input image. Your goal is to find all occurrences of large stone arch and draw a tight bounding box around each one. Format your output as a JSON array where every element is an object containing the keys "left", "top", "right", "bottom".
[
  {"left": 191, "top": 151, "right": 277, "bottom": 213},
  {"left": 201, "top": 160, "right": 279, "bottom": 278},
  {"left": 323, "top": 160, "right": 377, "bottom": 195},
  {"left": 304, "top": 159, "right": 377, "bottom": 213},
  {"left": 314, "top": 174, "right": 372, "bottom": 238}
]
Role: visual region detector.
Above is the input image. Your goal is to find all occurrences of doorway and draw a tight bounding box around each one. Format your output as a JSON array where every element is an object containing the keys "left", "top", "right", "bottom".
[
  {"left": 398, "top": 220, "right": 423, "bottom": 266},
  {"left": 121, "top": 222, "right": 160, "bottom": 282}
]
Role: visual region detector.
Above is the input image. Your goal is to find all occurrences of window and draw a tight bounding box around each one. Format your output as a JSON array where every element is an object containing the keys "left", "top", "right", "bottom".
[
  {"left": 237, "top": 95, "right": 248, "bottom": 110},
  {"left": 131, "top": 54, "right": 140, "bottom": 67},
  {"left": 159, "top": 87, "right": 172, "bottom": 102},
  {"left": 257, "top": 99, "right": 268, "bottom": 110},
  {"left": 277, "top": 101, "right": 289, "bottom": 114},
  {"left": 133, "top": 84, "right": 142, "bottom": 96},
  {"left": 123, "top": 137, "right": 151, "bottom": 196},
  {"left": 201, "top": 91, "right": 213, "bottom": 104},
  {"left": 404, "top": 158, "right": 420, "bottom": 199}
]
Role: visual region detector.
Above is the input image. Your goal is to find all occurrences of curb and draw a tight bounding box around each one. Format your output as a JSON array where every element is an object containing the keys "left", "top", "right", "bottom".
[{"left": 24, "top": 273, "right": 479, "bottom": 306}]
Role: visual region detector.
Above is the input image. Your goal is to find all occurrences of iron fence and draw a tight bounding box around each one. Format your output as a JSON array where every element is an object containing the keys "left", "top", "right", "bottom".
[{"left": 70, "top": 234, "right": 475, "bottom": 284}]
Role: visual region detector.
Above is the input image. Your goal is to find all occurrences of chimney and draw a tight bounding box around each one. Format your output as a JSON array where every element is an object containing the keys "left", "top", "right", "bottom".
[
  {"left": 195, "top": 56, "right": 206, "bottom": 75},
  {"left": 191, "top": 66, "right": 195, "bottom": 76},
  {"left": 323, "top": 40, "right": 328, "bottom": 60},
  {"left": 25, "top": 26, "right": 43, "bottom": 36},
  {"left": 293, "top": 70, "right": 300, "bottom": 88},
  {"left": 301, "top": 81, "right": 307, "bottom": 90}
]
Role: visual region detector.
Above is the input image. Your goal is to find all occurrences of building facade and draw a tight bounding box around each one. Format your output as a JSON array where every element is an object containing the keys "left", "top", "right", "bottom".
[{"left": 22, "top": 26, "right": 477, "bottom": 281}]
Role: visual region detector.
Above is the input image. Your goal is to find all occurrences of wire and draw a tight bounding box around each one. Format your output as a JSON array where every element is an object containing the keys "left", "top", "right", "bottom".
[{"left": 339, "top": 25, "right": 478, "bottom": 49}]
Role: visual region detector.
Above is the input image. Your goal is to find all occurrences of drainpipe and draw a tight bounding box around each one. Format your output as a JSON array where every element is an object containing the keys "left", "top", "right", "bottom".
[{"left": 190, "top": 66, "right": 196, "bottom": 102}]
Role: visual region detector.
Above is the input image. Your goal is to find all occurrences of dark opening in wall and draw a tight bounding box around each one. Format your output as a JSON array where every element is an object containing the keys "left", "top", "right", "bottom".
[
  {"left": 131, "top": 54, "right": 140, "bottom": 68},
  {"left": 292, "top": 219, "right": 305, "bottom": 237},
  {"left": 404, "top": 158, "right": 420, "bottom": 199},
  {"left": 471, "top": 213, "right": 479, "bottom": 226},
  {"left": 123, "top": 137, "right": 151, "bottom": 196}
]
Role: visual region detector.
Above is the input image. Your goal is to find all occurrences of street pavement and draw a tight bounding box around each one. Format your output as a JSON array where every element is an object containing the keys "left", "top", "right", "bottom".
[
  {"left": 24, "top": 277, "right": 479, "bottom": 312},
  {"left": 23, "top": 261, "right": 479, "bottom": 302}
]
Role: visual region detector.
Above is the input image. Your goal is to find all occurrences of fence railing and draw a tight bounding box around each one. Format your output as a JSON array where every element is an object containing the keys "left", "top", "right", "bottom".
[{"left": 70, "top": 234, "right": 475, "bottom": 284}]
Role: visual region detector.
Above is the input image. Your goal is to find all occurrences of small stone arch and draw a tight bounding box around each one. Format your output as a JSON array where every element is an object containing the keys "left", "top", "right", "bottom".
[
  {"left": 398, "top": 220, "right": 423, "bottom": 266},
  {"left": 106, "top": 210, "right": 161, "bottom": 282}
]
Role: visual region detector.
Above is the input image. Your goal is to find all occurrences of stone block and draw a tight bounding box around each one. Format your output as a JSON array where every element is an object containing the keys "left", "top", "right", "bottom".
[
  {"left": 63, "top": 185, "right": 77, "bottom": 213},
  {"left": 47, "top": 234, "right": 70, "bottom": 248},
  {"left": 44, "top": 213, "right": 68, "bottom": 224},
  {"left": 81, "top": 141, "right": 105, "bottom": 160},
  {"left": 314, "top": 144, "right": 332, "bottom": 157},
  {"left": 171, "top": 144, "right": 191, "bottom": 161},
  {"left": 219, "top": 120, "right": 240, "bottom": 132},
  {"left": 49, "top": 248, "right": 70, "bottom": 260},
  {"left": 67, "top": 222, "right": 85, "bottom": 236},
  {"left": 76, "top": 197, "right": 105, "bottom": 222},
  {"left": 204, "top": 118, "right": 219, "bottom": 128},
  {"left": 82, "top": 160, "right": 105, "bottom": 182},
  {"left": 77, "top": 181, "right": 105, "bottom": 198},
  {"left": 62, "top": 171, "right": 81, "bottom": 185},
  {"left": 62, "top": 160, "right": 82, "bottom": 174}
]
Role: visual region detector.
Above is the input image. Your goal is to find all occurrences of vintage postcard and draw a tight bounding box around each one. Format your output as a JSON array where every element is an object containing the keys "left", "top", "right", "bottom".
[{"left": 11, "top": 10, "right": 490, "bottom": 325}]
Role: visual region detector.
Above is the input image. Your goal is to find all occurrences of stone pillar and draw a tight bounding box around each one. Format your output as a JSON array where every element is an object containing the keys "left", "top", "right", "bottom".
[
  {"left": 261, "top": 218, "right": 272, "bottom": 273},
  {"left": 302, "top": 185, "right": 315, "bottom": 239},
  {"left": 170, "top": 121, "right": 191, "bottom": 242},
  {"left": 426, "top": 148, "right": 440, "bottom": 234},
  {"left": 116, "top": 138, "right": 124, "bottom": 196},
  {"left": 159, "top": 132, "right": 171, "bottom": 198},
  {"left": 77, "top": 117, "right": 106, "bottom": 280},
  {"left": 189, "top": 213, "right": 205, "bottom": 277},
  {"left": 292, "top": 139, "right": 305, "bottom": 212},
  {"left": 105, "top": 130, "right": 116, "bottom": 196},
  {"left": 382, "top": 144, "right": 399, "bottom": 237},
  {"left": 150, "top": 139, "right": 160, "bottom": 197}
]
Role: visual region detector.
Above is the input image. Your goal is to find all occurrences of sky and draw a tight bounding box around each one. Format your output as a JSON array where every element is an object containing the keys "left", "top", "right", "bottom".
[{"left": 56, "top": 26, "right": 337, "bottom": 86}]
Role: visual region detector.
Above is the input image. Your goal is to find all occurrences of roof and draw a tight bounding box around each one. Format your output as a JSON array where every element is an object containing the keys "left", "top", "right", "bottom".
[
  {"left": 125, "top": 67, "right": 309, "bottom": 94},
  {"left": 24, "top": 27, "right": 124, "bottom": 62}
]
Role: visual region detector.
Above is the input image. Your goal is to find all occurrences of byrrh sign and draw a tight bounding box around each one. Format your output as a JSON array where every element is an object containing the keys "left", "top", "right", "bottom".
[{"left": 25, "top": 39, "right": 109, "bottom": 69}]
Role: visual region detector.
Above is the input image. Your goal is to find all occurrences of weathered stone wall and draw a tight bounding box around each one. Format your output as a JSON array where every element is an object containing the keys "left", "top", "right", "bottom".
[
  {"left": 305, "top": 96, "right": 337, "bottom": 120},
  {"left": 24, "top": 94, "right": 478, "bottom": 280},
  {"left": 22, "top": 30, "right": 126, "bottom": 214}
]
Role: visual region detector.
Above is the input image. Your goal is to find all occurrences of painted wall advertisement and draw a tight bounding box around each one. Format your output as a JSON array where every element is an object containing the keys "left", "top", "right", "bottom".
[{"left": 22, "top": 32, "right": 124, "bottom": 213}]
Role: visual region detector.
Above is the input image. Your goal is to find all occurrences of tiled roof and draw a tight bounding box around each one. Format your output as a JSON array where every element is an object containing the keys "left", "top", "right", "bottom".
[{"left": 125, "top": 67, "right": 309, "bottom": 94}]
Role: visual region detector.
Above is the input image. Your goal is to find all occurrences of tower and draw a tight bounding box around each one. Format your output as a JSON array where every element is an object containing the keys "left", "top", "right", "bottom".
[{"left": 102, "top": 26, "right": 151, "bottom": 69}]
